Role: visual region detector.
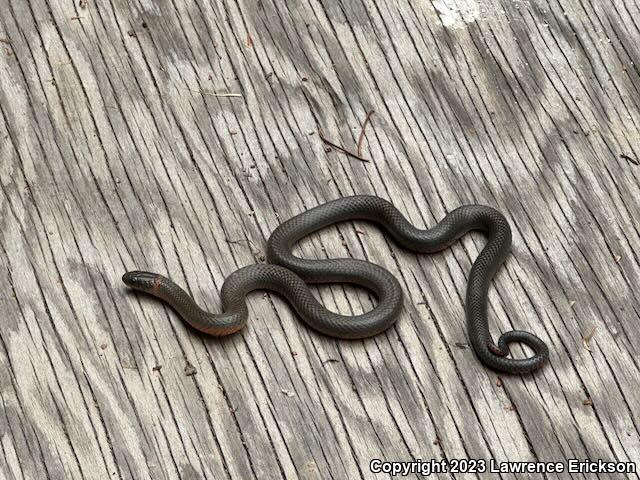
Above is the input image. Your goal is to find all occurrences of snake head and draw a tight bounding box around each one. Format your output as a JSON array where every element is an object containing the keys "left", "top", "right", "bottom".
[{"left": 122, "top": 271, "right": 160, "bottom": 292}]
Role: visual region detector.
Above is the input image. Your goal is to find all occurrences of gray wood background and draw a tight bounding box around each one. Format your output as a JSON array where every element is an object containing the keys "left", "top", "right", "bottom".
[{"left": 1, "top": 0, "right": 639, "bottom": 478}]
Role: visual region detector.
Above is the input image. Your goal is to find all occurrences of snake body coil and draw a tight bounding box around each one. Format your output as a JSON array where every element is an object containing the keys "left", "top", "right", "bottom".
[{"left": 123, "top": 195, "right": 548, "bottom": 374}]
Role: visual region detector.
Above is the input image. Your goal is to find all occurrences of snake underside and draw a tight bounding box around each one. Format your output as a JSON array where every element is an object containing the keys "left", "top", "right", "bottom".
[{"left": 123, "top": 195, "right": 549, "bottom": 374}]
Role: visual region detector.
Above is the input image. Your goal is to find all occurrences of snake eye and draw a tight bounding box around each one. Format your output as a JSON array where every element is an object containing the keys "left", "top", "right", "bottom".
[{"left": 122, "top": 271, "right": 157, "bottom": 290}]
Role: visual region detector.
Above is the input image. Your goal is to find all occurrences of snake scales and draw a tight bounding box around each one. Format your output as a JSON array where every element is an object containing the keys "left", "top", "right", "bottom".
[{"left": 123, "top": 195, "right": 548, "bottom": 374}]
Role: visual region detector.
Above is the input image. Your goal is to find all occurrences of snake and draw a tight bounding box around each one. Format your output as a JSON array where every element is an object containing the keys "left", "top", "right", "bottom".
[{"left": 122, "top": 195, "right": 548, "bottom": 374}]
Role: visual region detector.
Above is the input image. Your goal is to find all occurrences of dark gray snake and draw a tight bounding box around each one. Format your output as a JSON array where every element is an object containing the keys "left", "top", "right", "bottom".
[{"left": 123, "top": 195, "right": 548, "bottom": 374}]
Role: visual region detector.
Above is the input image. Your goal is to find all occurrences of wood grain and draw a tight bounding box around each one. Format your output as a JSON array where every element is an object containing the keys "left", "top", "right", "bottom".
[{"left": 1, "top": 0, "right": 639, "bottom": 478}]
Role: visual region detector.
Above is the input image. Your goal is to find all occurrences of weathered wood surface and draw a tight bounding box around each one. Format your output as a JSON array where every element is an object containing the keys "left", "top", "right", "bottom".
[{"left": 1, "top": 0, "right": 639, "bottom": 478}]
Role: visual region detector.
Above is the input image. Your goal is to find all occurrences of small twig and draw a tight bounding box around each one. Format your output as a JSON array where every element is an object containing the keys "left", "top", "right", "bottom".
[
  {"left": 188, "top": 88, "right": 242, "bottom": 97},
  {"left": 225, "top": 238, "right": 246, "bottom": 244},
  {"left": 620, "top": 154, "right": 639, "bottom": 166},
  {"left": 322, "top": 358, "right": 339, "bottom": 365},
  {"left": 356, "top": 110, "right": 374, "bottom": 157},
  {"left": 582, "top": 325, "right": 597, "bottom": 351},
  {"left": 225, "top": 237, "right": 257, "bottom": 251},
  {"left": 318, "top": 129, "right": 369, "bottom": 163}
]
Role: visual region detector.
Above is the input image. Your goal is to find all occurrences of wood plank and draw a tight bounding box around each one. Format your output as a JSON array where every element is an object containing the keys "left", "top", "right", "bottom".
[{"left": 0, "top": 0, "right": 638, "bottom": 478}]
